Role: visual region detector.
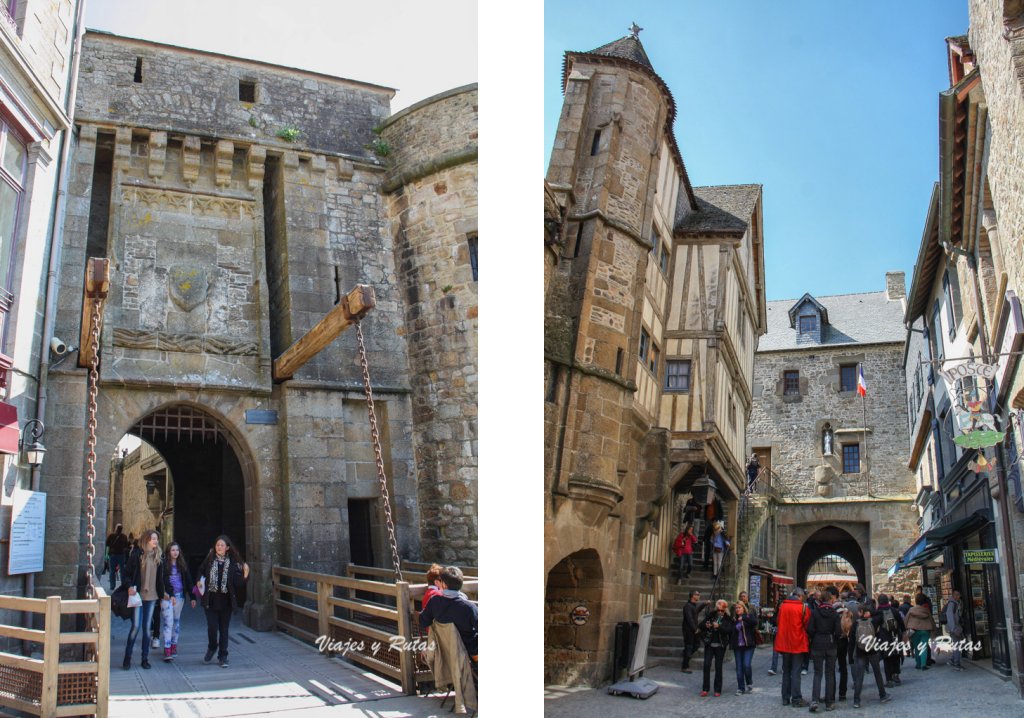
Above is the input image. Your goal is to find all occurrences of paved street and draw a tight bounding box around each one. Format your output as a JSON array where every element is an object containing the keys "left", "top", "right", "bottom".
[
  {"left": 545, "top": 649, "right": 1021, "bottom": 717},
  {"left": 108, "top": 606, "right": 459, "bottom": 717}
]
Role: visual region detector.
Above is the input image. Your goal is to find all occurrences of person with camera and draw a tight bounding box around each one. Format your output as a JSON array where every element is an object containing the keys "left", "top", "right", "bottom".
[{"left": 700, "top": 599, "right": 734, "bottom": 697}]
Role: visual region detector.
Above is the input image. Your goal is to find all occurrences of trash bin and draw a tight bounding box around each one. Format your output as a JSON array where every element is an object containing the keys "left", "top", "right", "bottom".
[{"left": 613, "top": 621, "right": 639, "bottom": 676}]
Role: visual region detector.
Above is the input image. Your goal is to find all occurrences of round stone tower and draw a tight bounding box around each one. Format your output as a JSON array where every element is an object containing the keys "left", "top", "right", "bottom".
[{"left": 379, "top": 84, "right": 478, "bottom": 565}]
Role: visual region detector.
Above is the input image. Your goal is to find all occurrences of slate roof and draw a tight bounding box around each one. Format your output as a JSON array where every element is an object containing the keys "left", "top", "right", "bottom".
[
  {"left": 675, "top": 184, "right": 761, "bottom": 235},
  {"left": 758, "top": 290, "right": 905, "bottom": 352},
  {"left": 587, "top": 35, "right": 654, "bottom": 71}
]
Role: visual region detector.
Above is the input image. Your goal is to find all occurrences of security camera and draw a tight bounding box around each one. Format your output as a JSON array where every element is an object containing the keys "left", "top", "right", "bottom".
[{"left": 50, "top": 337, "right": 68, "bottom": 356}]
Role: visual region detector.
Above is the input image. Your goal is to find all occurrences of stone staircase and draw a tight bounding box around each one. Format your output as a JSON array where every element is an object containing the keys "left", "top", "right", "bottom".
[{"left": 647, "top": 564, "right": 735, "bottom": 664}]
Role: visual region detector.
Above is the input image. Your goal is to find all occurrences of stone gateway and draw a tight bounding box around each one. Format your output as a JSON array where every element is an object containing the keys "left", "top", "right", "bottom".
[{"left": 38, "top": 33, "right": 477, "bottom": 626}]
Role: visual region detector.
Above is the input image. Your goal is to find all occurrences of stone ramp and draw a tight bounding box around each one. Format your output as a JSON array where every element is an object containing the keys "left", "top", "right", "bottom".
[{"left": 108, "top": 604, "right": 407, "bottom": 717}]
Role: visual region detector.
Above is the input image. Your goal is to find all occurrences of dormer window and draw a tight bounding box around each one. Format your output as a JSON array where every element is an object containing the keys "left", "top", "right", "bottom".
[{"left": 799, "top": 315, "right": 818, "bottom": 335}]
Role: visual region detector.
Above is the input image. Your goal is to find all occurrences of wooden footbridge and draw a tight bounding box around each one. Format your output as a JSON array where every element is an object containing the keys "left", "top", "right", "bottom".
[{"left": 0, "top": 562, "right": 478, "bottom": 717}]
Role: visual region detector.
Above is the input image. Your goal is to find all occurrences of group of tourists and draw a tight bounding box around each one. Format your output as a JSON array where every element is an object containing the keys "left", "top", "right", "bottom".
[
  {"left": 672, "top": 499, "right": 732, "bottom": 582},
  {"left": 106, "top": 524, "right": 249, "bottom": 670},
  {"left": 682, "top": 581, "right": 965, "bottom": 710}
]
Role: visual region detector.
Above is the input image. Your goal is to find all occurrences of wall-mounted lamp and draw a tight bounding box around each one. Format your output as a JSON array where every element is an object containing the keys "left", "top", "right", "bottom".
[{"left": 19, "top": 419, "right": 45, "bottom": 468}]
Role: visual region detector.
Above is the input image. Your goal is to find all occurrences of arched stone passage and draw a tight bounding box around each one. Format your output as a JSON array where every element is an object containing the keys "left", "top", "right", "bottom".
[
  {"left": 109, "top": 401, "right": 261, "bottom": 611},
  {"left": 545, "top": 548, "right": 604, "bottom": 686},
  {"left": 796, "top": 525, "right": 867, "bottom": 589}
]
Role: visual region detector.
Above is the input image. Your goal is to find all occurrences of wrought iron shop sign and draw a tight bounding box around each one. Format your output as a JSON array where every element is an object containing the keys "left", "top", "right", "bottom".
[{"left": 963, "top": 548, "right": 998, "bottom": 564}]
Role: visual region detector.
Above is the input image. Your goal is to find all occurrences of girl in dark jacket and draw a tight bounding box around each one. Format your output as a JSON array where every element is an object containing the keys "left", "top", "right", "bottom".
[
  {"left": 731, "top": 602, "right": 758, "bottom": 695},
  {"left": 122, "top": 529, "right": 163, "bottom": 670},
  {"left": 159, "top": 542, "right": 196, "bottom": 661},
  {"left": 196, "top": 534, "right": 249, "bottom": 667},
  {"left": 701, "top": 599, "right": 735, "bottom": 697}
]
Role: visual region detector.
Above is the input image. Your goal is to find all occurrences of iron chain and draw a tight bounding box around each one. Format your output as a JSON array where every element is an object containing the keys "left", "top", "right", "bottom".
[
  {"left": 354, "top": 319, "right": 403, "bottom": 583},
  {"left": 84, "top": 297, "right": 104, "bottom": 599}
]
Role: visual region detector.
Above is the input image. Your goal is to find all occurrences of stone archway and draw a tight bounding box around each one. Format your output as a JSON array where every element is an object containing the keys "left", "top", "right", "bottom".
[
  {"left": 93, "top": 392, "right": 275, "bottom": 628},
  {"left": 796, "top": 525, "right": 867, "bottom": 589},
  {"left": 545, "top": 548, "right": 604, "bottom": 686},
  {"left": 122, "top": 403, "right": 252, "bottom": 578}
]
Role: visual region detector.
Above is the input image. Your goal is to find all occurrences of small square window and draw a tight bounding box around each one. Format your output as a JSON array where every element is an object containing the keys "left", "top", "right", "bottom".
[
  {"left": 843, "top": 443, "right": 861, "bottom": 474},
  {"left": 239, "top": 80, "right": 257, "bottom": 102},
  {"left": 840, "top": 364, "right": 858, "bottom": 392},
  {"left": 799, "top": 315, "right": 817, "bottom": 334},
  {"left": 665, "top": 360, "right": 691, "bottom": 392},
  {"left": 784, "top": 370, "right": 800, "bottom": 395}
]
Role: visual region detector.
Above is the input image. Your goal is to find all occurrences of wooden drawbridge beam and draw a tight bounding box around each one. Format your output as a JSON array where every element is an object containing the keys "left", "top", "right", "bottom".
[{"left": 272, "top": 284, "right": 375, "bottom": 382}]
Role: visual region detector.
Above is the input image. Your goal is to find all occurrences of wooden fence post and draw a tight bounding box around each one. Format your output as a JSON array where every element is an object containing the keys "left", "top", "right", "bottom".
[
  {"left": 41, "top": 595, "right": 60, "bottom": 717},
  {"left": 97, "top": 590, "right": 111, "bottom": 718},
  {"left": 317, "top": 580, "right": 331, "bottom": 651},
  {"left": 395, "top": 581, "right": 415, "bottom": 695}
]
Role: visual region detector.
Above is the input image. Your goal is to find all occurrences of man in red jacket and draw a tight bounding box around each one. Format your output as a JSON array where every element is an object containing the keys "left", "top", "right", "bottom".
[{"left": 775, "top": 588, "right": 811, "bottom": 707}]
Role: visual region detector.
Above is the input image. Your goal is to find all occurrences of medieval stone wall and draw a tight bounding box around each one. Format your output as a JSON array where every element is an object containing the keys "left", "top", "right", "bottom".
[
  {"left": 39, "top": 34, "right": 452, "bottom": 612},
  {"left": 749, "top": 343, "right": 915, "bottom": 499},
  {"left": 75, "top": 33, "right": 390, "bottom": 158},
  {"left": 379, "top": 86, "right": 477, "bottom": 564}
]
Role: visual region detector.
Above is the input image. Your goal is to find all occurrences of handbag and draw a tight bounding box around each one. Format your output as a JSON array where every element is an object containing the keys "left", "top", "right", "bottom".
[{"left": 127, "top": 591, "right": 142, "bottom": 608}]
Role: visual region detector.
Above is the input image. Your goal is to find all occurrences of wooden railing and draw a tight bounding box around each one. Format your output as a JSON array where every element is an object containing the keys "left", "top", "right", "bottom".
[
  {"left": 272, "top": 565, "right": 477, "bottom": 695},
  {"left": 0, "top": 587, "right": 111, "bottom": 718}
]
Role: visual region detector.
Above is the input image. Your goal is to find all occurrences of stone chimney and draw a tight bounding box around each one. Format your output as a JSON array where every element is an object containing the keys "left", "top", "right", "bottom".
[{"left": 885, "top": 271, "right": 906, "bottom": 301}]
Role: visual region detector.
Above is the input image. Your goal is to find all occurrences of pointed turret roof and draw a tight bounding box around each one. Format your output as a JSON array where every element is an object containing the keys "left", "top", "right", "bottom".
[
  {"left": 559, "top": 24, "right": 698, "bottom": 208},
  {"left": 587, "top": 34, "right": 654, "bottom": 72}
]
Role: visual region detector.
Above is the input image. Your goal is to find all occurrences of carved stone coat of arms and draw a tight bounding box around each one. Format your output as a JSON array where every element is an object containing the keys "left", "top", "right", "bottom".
[{"left": 168, "top": 265, "right": 210, "bottom": 312}]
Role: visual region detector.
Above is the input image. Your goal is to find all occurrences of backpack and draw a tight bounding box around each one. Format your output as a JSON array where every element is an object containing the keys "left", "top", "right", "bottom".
[
  {"left": 937, "top": 598, "right": 954, "bottom": 622},
  {"left": 855, "top": 618, "right": 876, "bottom": 651},
  {"left": 884, "top": 607, "right": 899, "bottom": 636}
]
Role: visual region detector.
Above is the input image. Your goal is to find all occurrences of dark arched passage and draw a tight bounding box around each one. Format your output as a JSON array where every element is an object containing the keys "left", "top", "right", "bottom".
[
  {"left": 126, "top": 404, "right": 248, "bottom": 580},
  {"left": 796, "top": 525, "right": 866, "bottom": 589}
]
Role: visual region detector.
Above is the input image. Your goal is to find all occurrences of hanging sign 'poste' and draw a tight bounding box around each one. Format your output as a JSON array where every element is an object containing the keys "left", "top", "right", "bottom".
[
  {"left": 942, "top": 362, "right": 1006, "bottom": 448},
  {"left": 939, "top": 361, "right": 998, "bottom": 384}
]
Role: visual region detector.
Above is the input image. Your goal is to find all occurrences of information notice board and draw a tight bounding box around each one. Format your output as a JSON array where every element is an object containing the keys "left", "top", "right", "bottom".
[{"left": 8, "top": 489, "right": 45, "bottom": 575}]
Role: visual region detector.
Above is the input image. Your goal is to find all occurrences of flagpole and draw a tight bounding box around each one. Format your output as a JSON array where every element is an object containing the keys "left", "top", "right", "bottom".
[{"left": 863, "top": 390, "right": 869, "bottom": 497}]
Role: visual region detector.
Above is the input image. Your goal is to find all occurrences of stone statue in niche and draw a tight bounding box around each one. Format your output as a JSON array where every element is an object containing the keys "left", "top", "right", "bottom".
[{"left": 822, "top": 424, "right": 834, "bottom": 456}]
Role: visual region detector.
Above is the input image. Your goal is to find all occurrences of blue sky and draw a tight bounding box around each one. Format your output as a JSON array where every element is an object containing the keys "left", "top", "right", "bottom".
[{"left": 545, "top": 0, "right": 969, "bottom": 301}]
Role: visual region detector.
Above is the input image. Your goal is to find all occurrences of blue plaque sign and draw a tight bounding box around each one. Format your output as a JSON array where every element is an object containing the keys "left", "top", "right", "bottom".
[{"left": 245, "top": 409, "right": 278, "bottom": 425}]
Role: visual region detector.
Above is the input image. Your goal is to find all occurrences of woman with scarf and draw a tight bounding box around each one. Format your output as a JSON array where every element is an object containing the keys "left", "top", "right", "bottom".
[
  {"left": 196, "top": 535, "right": 249, "bottom": 667},
  {"left": 123, "top": 529, "right": 163, "bottom": 670}
]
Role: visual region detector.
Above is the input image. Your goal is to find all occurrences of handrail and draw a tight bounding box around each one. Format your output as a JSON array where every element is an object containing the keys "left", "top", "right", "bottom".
[
  {"left": 273, "top": 565, "right": 478, "bottom": 696},
  {"left": 0, "top": 588, "right": 110, "bottom": 718}
]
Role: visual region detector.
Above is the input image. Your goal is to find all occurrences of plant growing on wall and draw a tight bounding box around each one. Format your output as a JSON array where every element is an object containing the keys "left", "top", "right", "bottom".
[
  {"left": 276, "top": 126, "right": 301, "bottom": 142},
  {"left": 366, "top": 138, "right": 391, "bottom": 157}
]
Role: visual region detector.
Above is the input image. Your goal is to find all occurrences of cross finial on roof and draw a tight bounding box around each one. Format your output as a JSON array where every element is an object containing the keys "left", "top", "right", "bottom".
[{"left": 629, "top": 22, "right": 643, "bottom": 39}]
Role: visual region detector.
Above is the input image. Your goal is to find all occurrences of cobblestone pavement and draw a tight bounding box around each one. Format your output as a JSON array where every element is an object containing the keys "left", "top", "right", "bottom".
[{"left": 545, "top": 650, "right": 1021, "bottom": 717}]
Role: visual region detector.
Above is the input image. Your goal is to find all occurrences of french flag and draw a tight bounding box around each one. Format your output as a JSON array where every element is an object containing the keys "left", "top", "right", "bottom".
[{"left": 857, "top": 365, "right": 867, "bottom": 397}]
